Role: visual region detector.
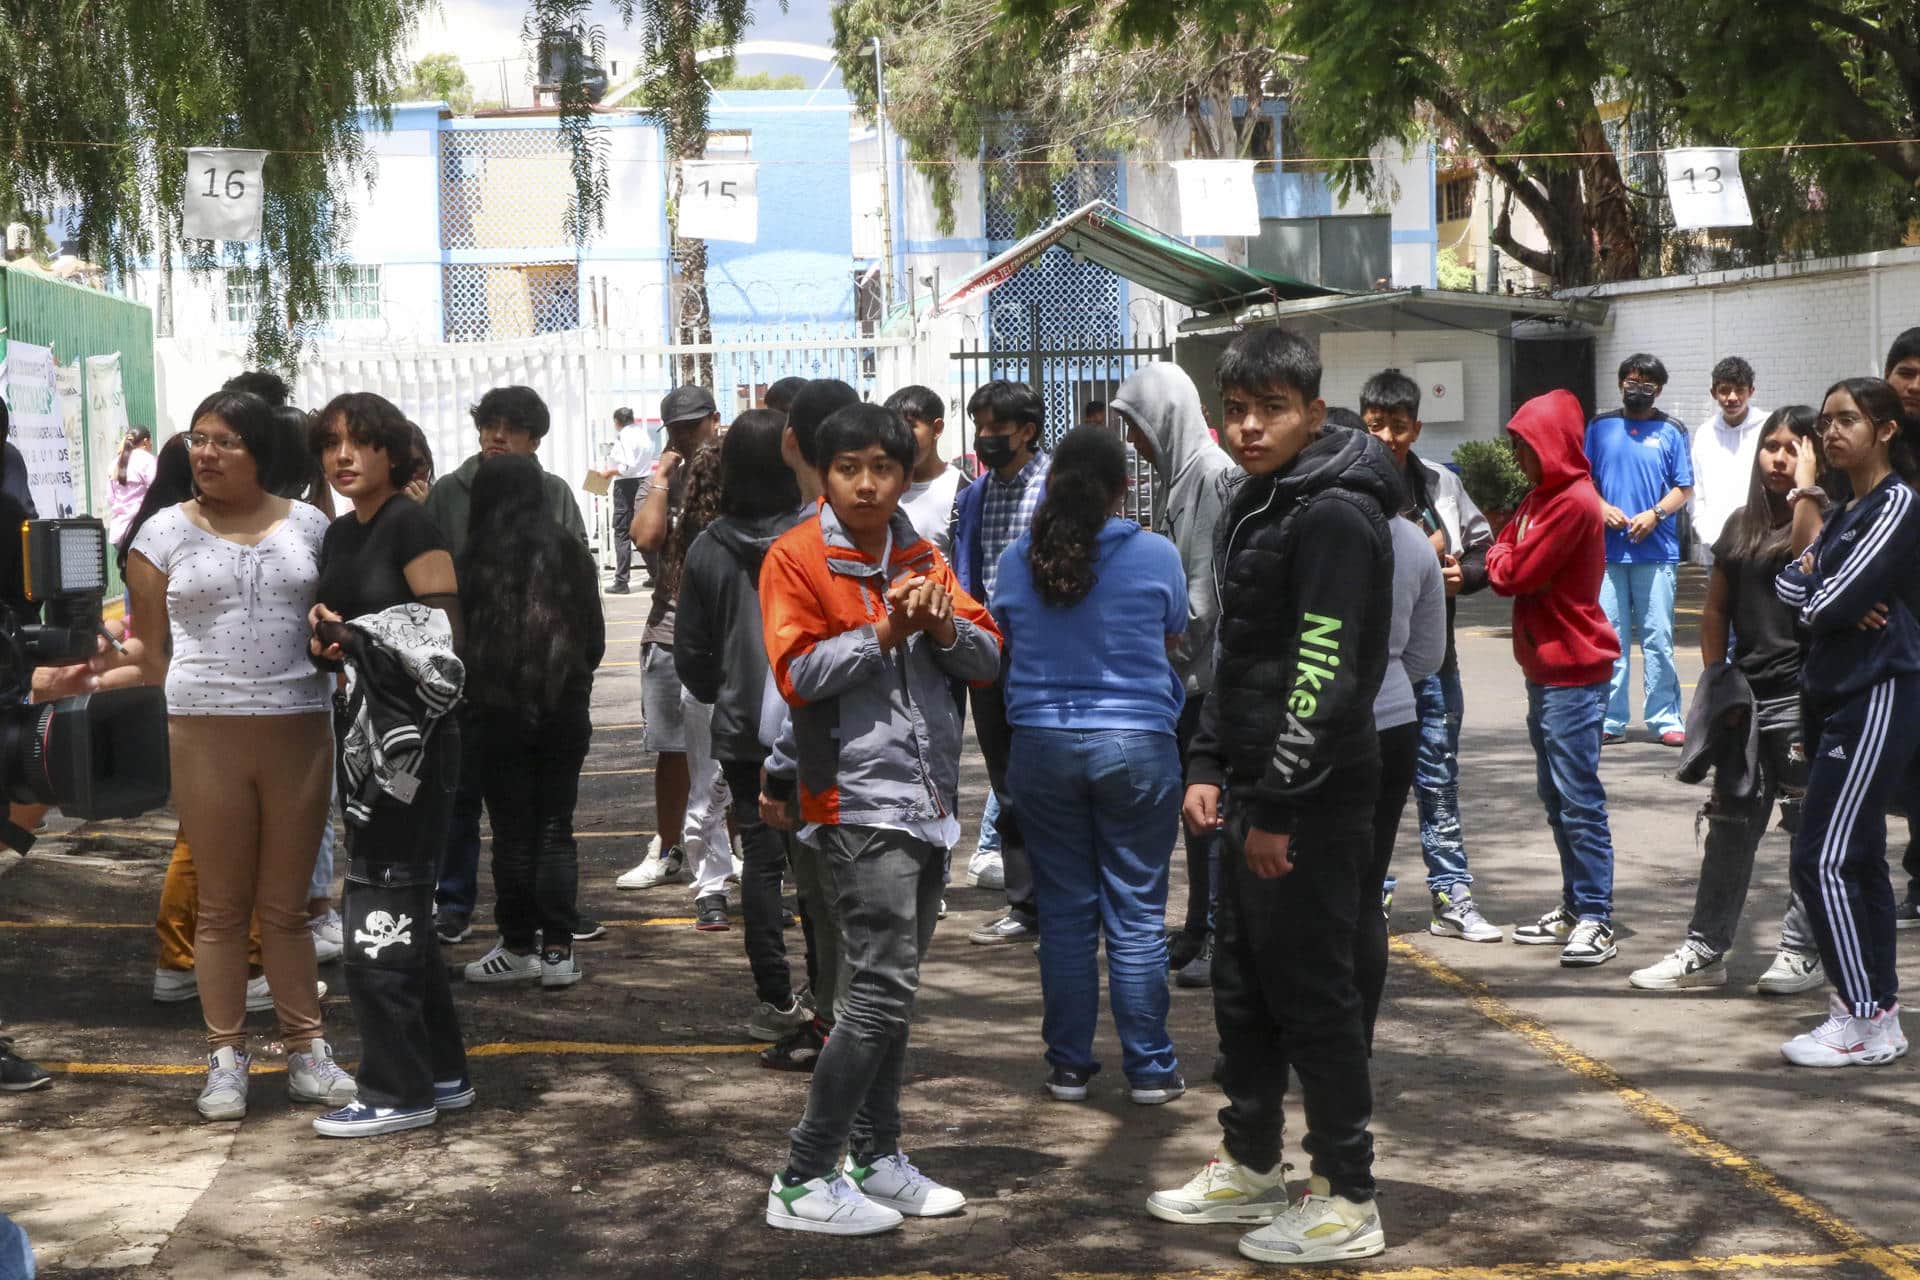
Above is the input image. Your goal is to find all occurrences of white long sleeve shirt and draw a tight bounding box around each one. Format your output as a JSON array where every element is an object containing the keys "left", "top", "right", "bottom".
[
  {"left": 609, "top": 423, "right": 657, "bottom": 480},
  {"left": 1688, "top": 408, "right": 1767, "bottom": 565}
]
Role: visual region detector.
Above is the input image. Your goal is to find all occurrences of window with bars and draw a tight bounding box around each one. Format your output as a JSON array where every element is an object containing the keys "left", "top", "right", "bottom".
[
  {"left": 224, "top": 265, "right": 382, "bottom": 329},
  {"left": 441, "top": 263, "right": 579, "bottom": 342},
  {"left": 1440, "top": 174, "right": 1475, "bottom": 224},
  {"left": 440, "top": 128, "right": 575, "bottom": 250}
]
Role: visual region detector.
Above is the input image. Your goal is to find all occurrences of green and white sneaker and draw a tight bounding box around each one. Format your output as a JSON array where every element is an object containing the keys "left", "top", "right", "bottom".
[
  {"left": 765, "top": 1172, "right": 903, "bottom": 1236},
  {"left": 1236, "top": 1176, "right": 1385, "bottom": 1264},
  {"left": 844, "top": 1152, "right": 966, "bottom": 1216},
  {"left": 1146, "top": 1147, "right": 1289, "bottom": 1224}
]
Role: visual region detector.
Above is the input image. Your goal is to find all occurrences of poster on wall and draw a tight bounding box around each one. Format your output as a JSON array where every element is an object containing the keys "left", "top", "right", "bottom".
[
  {"left": 1663, "top": 147, "right": 1752, "bottom": 230},
  {"left": 4, "top": 341, "right": 79, "bottom": 516},
  {"left": 85, "top": 354, "right": 130, "bottom": 518},
  {"left": 56, "top": 361, "right": 87, "bottom": 508}
]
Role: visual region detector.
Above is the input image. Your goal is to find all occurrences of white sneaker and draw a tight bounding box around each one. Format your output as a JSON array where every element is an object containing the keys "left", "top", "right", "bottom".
[
  {"left": 246, "top": 976, "right": 328, "bottom": 1013},
  {"left": 196, "top": 1047, "right": 251, "bottom": 1120},
  {"left": 1237, "top": 1176, "right": 1386, "bottom": 1264},
  {"left": 153, "top": 968, "right": 199, "bottom": 1003},
  {"left": 1512, "top": 905, "right": 1576, "bottom": 945},
  {"left": 464, "top": 945, "right": 541, "bottom": 984},
  {"left": 1146, "top": 1147, "right": 1290, "bottom": 1224},
  {"left": 964, "top": 849, "right": 1005, "bottom": 889},
  {"left": 1628, "top": 941, "right": 1726, "bottom": 990},
  {"left": 540, "top": 948, "right": 583, "bottom": 988},
  {"left": 310, "top": 910, "right": 344, "bottom": 964},
  {"left": 1781, "top": 994, "right": 1906, "bottom": 1067},
  {"left": 1756, "top": 948, "right": 1825, "bottom": 995},
  {"left": 615, "top": 838, "right": 688, "bottom": 890},
  {"left": 286, "top": 1039, "right": 358, "bottom": 1106},
  {"left": 748, "top": 994, "right": 814, "bottom": 1041},
  {"left": 765, "top": 1172, "right": 904, "bottom": 1236},
  {"left": 1429, "top": 891, "right": 1503, "bottom": 942},
  {"left": 844, "top": 1152, "right": 966, "bottom": 1216}
]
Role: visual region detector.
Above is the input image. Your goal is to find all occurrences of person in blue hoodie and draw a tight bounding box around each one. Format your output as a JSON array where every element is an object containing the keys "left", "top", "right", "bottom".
[
  {"left": 995, "top": 425, "right": 1188, "bottom": 1106},
  {"left": 1774, "top": 376, "right": 1920, "bottom": 1068}
]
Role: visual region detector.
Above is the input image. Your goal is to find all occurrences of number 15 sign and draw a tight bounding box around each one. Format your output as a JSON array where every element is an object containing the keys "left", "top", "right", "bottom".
[
  {"left": 1663, "top": 147, "right": 1752, "bottom": 230},
  {"left": 182, "top": 148, "right": 269, "bottom": 242},
  {"left": 678, "top": 160, "right": 760, "bottom": 243}
]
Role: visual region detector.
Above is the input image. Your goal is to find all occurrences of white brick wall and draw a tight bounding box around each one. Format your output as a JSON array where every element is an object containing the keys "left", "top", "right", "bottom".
[{"left": 1584, "top": 247, "right": 1920, "bottom": 427}]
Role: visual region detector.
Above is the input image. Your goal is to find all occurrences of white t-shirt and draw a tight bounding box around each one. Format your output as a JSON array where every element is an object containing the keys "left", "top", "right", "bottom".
[
  {"left": 129, "top": 502, "right": 333, "bottom": 716},
  {"left": 1688, "top": 408, "right": 1766, "bottom": 564},
  {"left": 609, "top": 423, "right": 656, "bottom": 480},
  {"left": 900, "top": 467, "right": 964, "bottom": 560}
]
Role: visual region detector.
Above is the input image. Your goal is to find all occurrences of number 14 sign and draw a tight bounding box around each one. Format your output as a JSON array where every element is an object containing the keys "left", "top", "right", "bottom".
[
  {"left": 1663, "top": 147, "right": 1752, "bottom": 230},
  {"left": 678, "top": 160, "right": 760, "bottom": 243}
]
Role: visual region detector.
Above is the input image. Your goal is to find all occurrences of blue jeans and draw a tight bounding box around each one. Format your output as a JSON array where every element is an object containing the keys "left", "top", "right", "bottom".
[
  {"left": 977, "top": 789, "right": 1002, "bottom": 854},
  {"left": 0, "top": 1212, "right": 31, "bottom": 1280},
  {"left": 1599, "top": 562, "right": 1682, "bottom": 735},
  {"left": 1413, "top": 669, "right": 1472, "bottom": 896},
  {"left": 1526, "top": 681, "right": 1615, "bottom": 921},
  {"left": 1008, "top": 726, "right": 1180, "bottom": 1087}
]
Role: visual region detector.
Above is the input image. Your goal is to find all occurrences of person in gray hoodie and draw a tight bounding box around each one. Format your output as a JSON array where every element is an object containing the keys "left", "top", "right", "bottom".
[
  {"left": 1112, "top": 363, "right": 1234, "bottom": 985},
  {"left": 673, "top": 410, "right": 819, "bottom": 1056}
]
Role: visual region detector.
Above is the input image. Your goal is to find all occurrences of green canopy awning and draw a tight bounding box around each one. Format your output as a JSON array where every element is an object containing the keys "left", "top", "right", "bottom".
[{"left": 933, "top": 200, "right": 1337, "bottom": 316}]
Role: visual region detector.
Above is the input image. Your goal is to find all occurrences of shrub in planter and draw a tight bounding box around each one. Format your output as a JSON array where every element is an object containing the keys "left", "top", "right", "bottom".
[{"left": 1452, "top": 438, "right": 1533, "bottom": 533}]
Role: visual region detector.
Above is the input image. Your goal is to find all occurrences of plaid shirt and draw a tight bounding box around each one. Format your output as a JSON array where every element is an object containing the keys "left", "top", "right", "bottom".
[{"left": 978, "top": 450, "right": 1051, "bottom": 600}]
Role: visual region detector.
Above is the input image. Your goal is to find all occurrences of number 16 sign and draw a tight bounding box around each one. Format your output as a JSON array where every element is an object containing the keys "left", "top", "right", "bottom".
[
  {"left": 1663, "top": 147, "right": 1752, "bottom": 230},
  {"left": 678, "top": 160, "right": 760, "bottom": 243},
  {"left": 182, "top": 148, "right": 269, "bottom": 241}
]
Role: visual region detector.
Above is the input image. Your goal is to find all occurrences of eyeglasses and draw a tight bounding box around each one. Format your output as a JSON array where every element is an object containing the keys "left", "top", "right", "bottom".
[
  {"left": 185, "top": 431, "right": 248, "bottom": 453},
  {"left": 1622, "top": 379, "right": 1660, "bottom": 393},
  {"left": 1815, "top": 411, "right": 1875, "bottom": 435}
]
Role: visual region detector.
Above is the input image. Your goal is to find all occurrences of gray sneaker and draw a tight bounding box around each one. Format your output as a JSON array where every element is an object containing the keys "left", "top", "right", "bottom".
[
  {"left": 287, "top": 1039, "right": 358, "bottom": 1106},
  {"left": 1174, "top": 936, "right": 1213, "bottom": 988},
  {"left": 968, "top": 913, "right": 1036, "bottom": 945},
  {"left": 197, "top": 1046, "right": 251, "bottom": 1121},
  {"left": 1430, "top": 891, "right": 1503, "bottom": 943}
]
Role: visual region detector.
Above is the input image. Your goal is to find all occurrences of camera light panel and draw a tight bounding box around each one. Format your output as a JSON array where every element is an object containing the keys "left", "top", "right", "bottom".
[{"left": 58, "top": 525, "right": 105, "bottom": 592}]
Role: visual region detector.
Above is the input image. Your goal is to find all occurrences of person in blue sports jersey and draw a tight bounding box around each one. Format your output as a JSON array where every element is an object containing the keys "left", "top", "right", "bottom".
[
  {"left": 1773, "top": 377, "right": 1920, "bottom": 1068},
  {"left": 1586, "top": 353, "right": 1694, "bottom": 746}
]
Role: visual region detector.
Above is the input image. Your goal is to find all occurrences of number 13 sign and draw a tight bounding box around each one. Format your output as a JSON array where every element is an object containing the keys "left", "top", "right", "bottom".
[
  {"left": 1663, "top": 147, "right": 1752, "bottom": 230},
  {"left": 182, "top": 149, "right": 269, "bottom": 242},
  {"left": 678, "top": 160, "right": 760, "bottom": 243}
]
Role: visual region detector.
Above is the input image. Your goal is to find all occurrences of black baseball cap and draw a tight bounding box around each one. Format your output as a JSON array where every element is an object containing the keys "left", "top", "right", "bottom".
[{"left": 661, "top": 385, "right": 717, "bottom": 425}]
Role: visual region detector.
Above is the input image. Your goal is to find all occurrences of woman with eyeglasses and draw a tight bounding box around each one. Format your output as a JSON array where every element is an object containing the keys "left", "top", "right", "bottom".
[
  {"left": 109, "top": 389, "right": 353, "bottom": 1120},
  {"left": 1773, "top": 377, "right": 1920, "bottom": 1068}
]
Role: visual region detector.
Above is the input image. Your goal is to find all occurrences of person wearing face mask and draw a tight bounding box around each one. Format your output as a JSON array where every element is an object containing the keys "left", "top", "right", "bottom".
[
  {"left": 949, "top": 381, "right": 1052, "bottom": 946},
  {"left": 1586, "top": 353, "right": 1694, "bottom": 747}
]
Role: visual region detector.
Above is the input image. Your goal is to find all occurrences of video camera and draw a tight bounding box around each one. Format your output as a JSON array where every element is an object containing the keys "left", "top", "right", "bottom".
[{"left": 0, "top": 518, "right": 169, "bottom": 840}]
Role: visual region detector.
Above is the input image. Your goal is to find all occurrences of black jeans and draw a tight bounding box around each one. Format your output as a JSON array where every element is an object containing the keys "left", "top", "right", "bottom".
[
  {"left": 1359, "top": 723, "right": 1419, "bottom": 1049},
  {"left": 722, "top": 757, "right": 796, "bottom": 1008},
  {"left": 342, "top": 722, "right": 469, "bottom": 1111},
  {"left": 475, "top": 689, "right": 592, "bottom": 951},
  {"left": 434, "top": 708, "right": 487, "bottom": 919},
  {"left": 1176, "top": 694, "right": 1222, "bottom": 936},
  {"left": 610, "top": 478, "right": 641, "bottom": 588},
  {"left": 968, "top": 679, "right": 1034, "bottom": 924},
  {"left": 1213, "top": 755, "right": 1379, "bottom": 1203}
]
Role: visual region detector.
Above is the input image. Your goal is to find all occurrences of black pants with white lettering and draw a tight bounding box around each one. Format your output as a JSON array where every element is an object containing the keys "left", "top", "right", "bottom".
[
  {"left": 343, "top": 724, "right": 469, "bottom": 1111},
  {"left": 1212, "top": 753, "right": 1379, "bottom": 1203}
]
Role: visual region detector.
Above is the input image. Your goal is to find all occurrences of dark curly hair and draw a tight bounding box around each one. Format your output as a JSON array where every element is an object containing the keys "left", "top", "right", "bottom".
[
  {"left": 312, "top": 391, "right": 415, "bottom": 490},
  {"left": 660, "top": 442, "right": 725, "bottom": 605},
  {"left": 459, "top": 454, "right": 603, "bottom": 717},
  {"left": 1027, "top": 426, "right": 1127, "bottom": 608}
]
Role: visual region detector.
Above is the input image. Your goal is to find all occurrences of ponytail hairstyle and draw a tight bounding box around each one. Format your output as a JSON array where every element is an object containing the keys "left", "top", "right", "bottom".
[
  {"left": 1824, "top": 376, "right": 1920, "bottom": 487},
  {"left": 1721, "top": 405, "right": 1819, "bottom": 566},
  {"left": 660, "top": 441, "right": 725, "bottom": 604},
  {"left": 1026, "top": 425, "right": 1128, "bottom": 608}
]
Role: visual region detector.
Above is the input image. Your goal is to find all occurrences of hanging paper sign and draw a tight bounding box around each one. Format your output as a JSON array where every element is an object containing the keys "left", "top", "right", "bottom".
[
  {"left": 1170, "top": 159, "right": 1261, "bottom": 238},
  {"left": 55, "top": 361, "right": 87, "bottom": 508},
  {"left": 5, "top": 341, "right": 79, "bottom": 516},
  {"left": 1663, "top": 147, "right": 1752, "bottom": 230},
  {"left": 677, "top": 160, "right": 759, "bottom": 243},
  {"left": 182, "top": 148, "right": 269, "bottom": 241},
  {"left": 85, "top": 354, "right": 131, "bottom": 518}
]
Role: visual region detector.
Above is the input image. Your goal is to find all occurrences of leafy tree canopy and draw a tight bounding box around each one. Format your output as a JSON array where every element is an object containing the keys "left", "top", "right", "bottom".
[
  {"left": 401, "top": 52, "right": 477, "bottom": 114},
  {"left": 716, "top": 70, "right": 808, "bottom": 90}
]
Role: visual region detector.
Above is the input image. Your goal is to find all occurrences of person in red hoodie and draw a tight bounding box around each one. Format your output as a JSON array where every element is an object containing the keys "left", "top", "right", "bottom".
[{"left": 1487, "top": 391, "right": 1624, "bottom": 967}]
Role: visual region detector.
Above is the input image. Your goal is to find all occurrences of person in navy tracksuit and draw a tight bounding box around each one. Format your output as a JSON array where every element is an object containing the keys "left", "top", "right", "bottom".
[{"left": 1774, "top": 376, "right": 1920, "bottom": 1068}]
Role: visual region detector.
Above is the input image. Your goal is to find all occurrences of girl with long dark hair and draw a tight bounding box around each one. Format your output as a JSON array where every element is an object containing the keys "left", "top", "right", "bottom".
[
  {"left": 672, "top": 411, "right": 820, "bottom": 1050},
  {"left": 1774, "top": 378, "right": 1920, "bottom": 1066},
  {"left": 994, "top": 425, "right": 1187, "bottom": 1104},
  {"left": 459, "top": 454, "right": 605, "bottom": 989},
  {"left": 1631, "top": 406, "right": 1827, "bottom": 996},
  {"left": 305, "top": 391, "right": 470, "bottom": 1136}
]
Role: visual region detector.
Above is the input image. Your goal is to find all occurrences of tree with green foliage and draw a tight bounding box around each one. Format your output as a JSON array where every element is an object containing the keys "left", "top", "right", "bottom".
[
  {"left": 716, "top": 70, "right": 808, "bottom": 91},
  {"left": 401, "top": 52, "right": 477, "bottom": 115},
  {"left": 833, "top": 0, "right": 1285, "bottom": 238},
  {"left": 0, "top": 0, "right": 429, "bottom": 368}
]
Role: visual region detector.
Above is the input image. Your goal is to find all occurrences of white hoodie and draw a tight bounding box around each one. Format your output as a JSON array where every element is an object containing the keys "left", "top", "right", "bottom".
[{"left": 1689, "top": 407, "right": 1767, "bottom": 564}]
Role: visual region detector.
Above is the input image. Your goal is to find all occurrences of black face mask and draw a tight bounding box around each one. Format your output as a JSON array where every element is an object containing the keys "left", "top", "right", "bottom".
[
  {"left": 975, "top": 432, "right": 1021, "bottom": 470},
  {"left": 1622, "top": 386, "right": 1657, "bottom": 413}
]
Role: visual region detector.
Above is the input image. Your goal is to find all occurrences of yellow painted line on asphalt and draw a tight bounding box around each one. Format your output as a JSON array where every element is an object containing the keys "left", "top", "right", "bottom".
[
  {"left": 1391, "top": 937, "right": 1920, "bottom": 1280},
  {"left": 601, "top": 661, "right": 640, "bottom": 668},
  {"left": 42, "top": 1039, "right": 767, "bottom": 1076}
]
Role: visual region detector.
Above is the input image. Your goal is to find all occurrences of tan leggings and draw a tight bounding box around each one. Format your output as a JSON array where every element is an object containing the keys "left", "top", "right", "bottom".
[{"left": 170, "top": 713, "right": 333, "bottom": 1053}]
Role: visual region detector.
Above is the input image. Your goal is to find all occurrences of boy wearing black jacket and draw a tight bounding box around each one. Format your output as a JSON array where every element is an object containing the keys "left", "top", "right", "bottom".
[{"left": 1147, "top": 327, "right": 1395, "bottom": 1265}]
